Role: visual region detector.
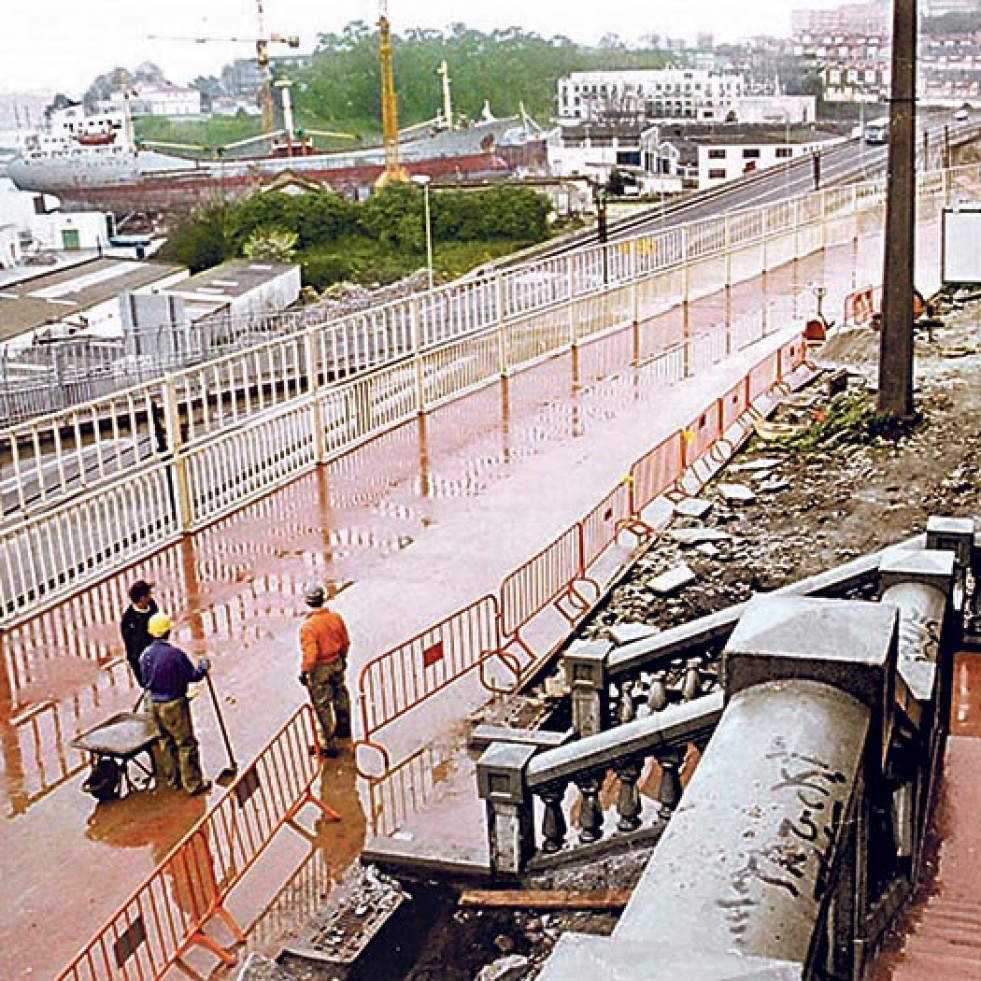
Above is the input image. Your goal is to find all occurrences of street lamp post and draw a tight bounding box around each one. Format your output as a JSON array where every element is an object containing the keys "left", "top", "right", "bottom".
[{"left": 412, "top": 174, "right": 434, "bottom": 291}]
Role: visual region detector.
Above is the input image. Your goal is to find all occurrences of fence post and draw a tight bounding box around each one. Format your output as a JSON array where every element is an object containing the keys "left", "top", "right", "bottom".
[
  {"left": 410, "top": 296, "right": 426, "bottom": 415},
  {"left": 161, "top": 374, "right": 194, "bottom": 532},
  {"left": 564, "top": 640, "right": 611, "bottom": 736},
  {"left": 496, "top": 272, "right": 509, "bottom": 378},
  {"left": 477, "top": 743, "right": 537, "bottom": 877},
  {"left": 630, "top": 237, "right": 640, "bottom": 328},
  {"left": 568, "top": 254, "right": 577, "bottom": 349},
  {"left": 303, "top": 327, "right": 327, "bottom": 465}
]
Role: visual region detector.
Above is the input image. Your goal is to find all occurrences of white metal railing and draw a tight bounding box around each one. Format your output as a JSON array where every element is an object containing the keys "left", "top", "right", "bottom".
[{"left": 2, "top": 160, "right": 979, "bottom": 625}]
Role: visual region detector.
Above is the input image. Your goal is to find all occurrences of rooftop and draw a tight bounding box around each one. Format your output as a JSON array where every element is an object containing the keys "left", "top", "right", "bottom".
[
  {"left": 0, "top": 256, "right": 185, "bottom": 343},
  {"left": 165, "top": 258, "right": 297, "bottom": 301}
]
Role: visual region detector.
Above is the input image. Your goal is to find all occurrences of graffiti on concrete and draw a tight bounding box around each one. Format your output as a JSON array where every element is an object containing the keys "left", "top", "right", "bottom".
[{"left": 718, "top": 744, "right": 849, "bottom": 940}]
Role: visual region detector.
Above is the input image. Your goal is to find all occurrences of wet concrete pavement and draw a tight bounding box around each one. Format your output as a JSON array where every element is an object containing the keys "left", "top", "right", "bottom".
[{"left": 0, "top": 225, "right": 941, "bottom": 978}]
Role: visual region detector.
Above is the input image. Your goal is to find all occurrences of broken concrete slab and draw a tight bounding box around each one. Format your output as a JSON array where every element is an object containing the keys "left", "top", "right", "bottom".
[
  {"left": 670, "top": 528, "right": 733, "bottom": 546},
  {"left": 696, "top": 543, "right": 721, "bottom": 558},
  {"left": 759, "top": 478, "right": 791, "bottom": 493},
  {"left": 647, "top": 563, "right": 697, "bottom": 595},
  {"left": 729, "top": 457, "right": 784, "bottom": 473},
  {"left": 469, "top": 724, "right": 574, "bottom": 752},
  {"left": 236, "top": 953, "right": 293, "bottom": 981},
  {"left": 476, "top": 954, "right": 531, "bottom": 981},
  {"left": 717, "top": 483, "right": 757, "bottom": 504},
  {"left": 608, "top": 622, "right": 662, "bottom": 645},
  {"left": 673, "top": 497, "right": 713, "bottom": 519}
]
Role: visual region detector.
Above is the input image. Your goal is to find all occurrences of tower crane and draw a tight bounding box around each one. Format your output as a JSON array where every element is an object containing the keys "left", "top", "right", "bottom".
[
  {"left": 377, "top": 0, "right": 407, "bottom": 185},
  {"left": 149, "top": 0, "right": 298, "bottom": 133}
]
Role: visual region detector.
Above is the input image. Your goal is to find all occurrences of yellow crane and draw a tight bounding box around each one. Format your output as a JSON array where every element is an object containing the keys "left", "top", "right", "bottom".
[
  {"left": 377, "top": 0, "right": 407, "bottom": 185},
  {"left": 149, "top": 0, "right": 298, "bottom": 133}
]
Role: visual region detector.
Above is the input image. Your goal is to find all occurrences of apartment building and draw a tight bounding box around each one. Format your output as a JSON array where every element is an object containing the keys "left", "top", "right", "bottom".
[{"left": 557, "top": 69, "right": 747, "bottom": 122}]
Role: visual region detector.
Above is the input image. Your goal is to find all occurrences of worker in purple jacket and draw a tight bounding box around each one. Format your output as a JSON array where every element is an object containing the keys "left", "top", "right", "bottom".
[{"left": 140, "top": 612, "right": 212, "bottom": 796}]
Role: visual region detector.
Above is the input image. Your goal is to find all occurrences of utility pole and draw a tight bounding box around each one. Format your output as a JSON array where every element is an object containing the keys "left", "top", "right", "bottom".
[{"left": 877, "top": 0, "right": 917, "bottom": 418}]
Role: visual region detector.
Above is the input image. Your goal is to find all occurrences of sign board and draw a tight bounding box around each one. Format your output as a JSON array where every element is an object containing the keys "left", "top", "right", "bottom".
[{"left": 942, "top": 207, "right": 981, "bottom": 284}]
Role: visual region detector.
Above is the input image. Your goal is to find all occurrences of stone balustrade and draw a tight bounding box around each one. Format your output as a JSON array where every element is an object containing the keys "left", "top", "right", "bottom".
[
  {"left": 476, "top": 693, "right": 722, "bottom": 876},
  {"left": 475, "top": 515, "right": 978, "bottom": 980}
]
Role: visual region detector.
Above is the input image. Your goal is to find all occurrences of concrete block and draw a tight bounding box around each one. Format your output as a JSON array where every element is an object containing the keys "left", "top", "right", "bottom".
[
  {"left": 670, "top": 527, "right": 733, "bottom": 546},
  {"left": 718, "top": 482, "right": 757, "bottom": 503},
  {"left": 879, "top": 548, "right": 956, "bottom": 596},
  {"left": 723, "top": 595, "right": 897, "bottom": 766},
  {"left": 730, "top": 457, "right": 785, "bottom": 472},
  {"left": 564, "top": 639, "right": 611, "bottom": 687},
  {"left": 673, "top": 496, "right": 713, "bottom": 519},
  {"left": 469, "top": 725, "right": 573, "bottom": 753},
  {"left": 647, "top": 563, "right": 697, "bottom": 595},
  {"left": 608, "top": 622, "right": 661, "bottom": 645},
  {"left": 926, "top": 515, "right": 975, "bottom": 567},
  {"left": 536, "top": 934, "right": 803, "bottom": 980},
  {"left": 476, "top": 743, "right": 537, "bottom": 804}
]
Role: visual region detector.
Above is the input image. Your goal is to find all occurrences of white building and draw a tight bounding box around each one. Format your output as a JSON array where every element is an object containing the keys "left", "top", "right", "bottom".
[
  {"left": 110, "top": 85, "right": 201, "bottom": 118},
  {"left": 547, "top": 123, "right": 687, "bottom": 194},
  {"left": 557, "top": 68, "right": 747, "bottom": 122},
  {"left": 691, "top": 128, "right": 844, "bottom": 188}
]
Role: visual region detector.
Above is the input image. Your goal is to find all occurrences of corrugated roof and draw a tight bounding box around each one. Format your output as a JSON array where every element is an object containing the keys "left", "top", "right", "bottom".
[{"left": 0, "top": 257, "right": 184, "bottom": 342}]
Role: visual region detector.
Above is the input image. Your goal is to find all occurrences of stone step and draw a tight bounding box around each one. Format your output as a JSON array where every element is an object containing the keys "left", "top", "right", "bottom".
[
  {"left": 905, "top": 920, "right": 981, "bottom": 949},
  {"left": 917, "top": 896, "right": 981, "bottom": 917},
  {"left": 910, "top": 904, "right": 981, "bottom": 932},
  {"left": 889, "top": 949, "right": 981, "bottom": 981},
  {"left": 901, "top": 931, "right": 981, "bottom": 962}
]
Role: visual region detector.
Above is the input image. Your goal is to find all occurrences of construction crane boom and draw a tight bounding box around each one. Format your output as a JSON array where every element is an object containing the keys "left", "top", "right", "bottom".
[
  {"left": 377, "top": 0, "right": 406, "bottom": 185},
  {"left": 149, "top": 0, "right": 297, "bottom": 133}
]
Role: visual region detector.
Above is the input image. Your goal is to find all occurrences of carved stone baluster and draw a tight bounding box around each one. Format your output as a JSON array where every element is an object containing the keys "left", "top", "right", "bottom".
[
  {"left": 613, "top": 758, "right": 644, "bottom": 833},
  {"left": 575, "top": 772, "right": 604, "bottom": 843},
  {"left": 667, "top": 657, "right": 685, "bottom": 696},
  {"left": 618, "top": 679, "right": 636, "bottom": 724},
  {"left": 656, "top": 747, "right": 686, "bottom": 819},
  {"left": 682, "top": 656, "right": 702, "bottom": 701},
  {"left": 647, "top": 669, "right": 668, "bottom": 713},
  {"left": 537, "top": 780, "right": 569, "bottom": 853}
]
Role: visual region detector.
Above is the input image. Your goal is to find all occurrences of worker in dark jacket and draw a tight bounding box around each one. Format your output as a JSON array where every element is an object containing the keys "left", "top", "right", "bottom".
[
  {"left": 120, "top": 579, "right": 158, "bottom": 686},
  {"left": 299, "top": 582, "right": 351, "bottom": 757},
  {"left": 140, "top": 612, "right": 212, "bottom": 796}
]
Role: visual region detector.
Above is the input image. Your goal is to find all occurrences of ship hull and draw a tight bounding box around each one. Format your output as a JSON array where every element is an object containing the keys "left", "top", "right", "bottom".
[{"left": 8, "top": 118, "right": 541, "bottom": 215}]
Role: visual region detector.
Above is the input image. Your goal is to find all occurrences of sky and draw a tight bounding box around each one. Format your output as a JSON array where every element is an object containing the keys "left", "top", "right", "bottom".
[{"left": 0, "top": 0, "right": 834, "bottom": 96}]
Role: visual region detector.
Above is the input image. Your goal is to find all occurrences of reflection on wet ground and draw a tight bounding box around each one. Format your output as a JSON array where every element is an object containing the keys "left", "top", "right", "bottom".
[{"left": 0, "top": 242, "right": 886, "bottom": 977}]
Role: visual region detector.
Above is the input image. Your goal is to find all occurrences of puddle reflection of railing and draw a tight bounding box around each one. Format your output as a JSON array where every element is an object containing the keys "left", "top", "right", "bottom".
[
  {"left": 0, "top": 652, "right": 136, "bottom": 815},
  {"left": 366, "top": 741, "right": 458, "bottom": 839}
]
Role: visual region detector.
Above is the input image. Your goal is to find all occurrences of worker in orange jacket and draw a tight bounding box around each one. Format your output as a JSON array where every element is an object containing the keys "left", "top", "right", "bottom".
[{"left": 299, "top": 582, "right": 352, "bottom": 757}]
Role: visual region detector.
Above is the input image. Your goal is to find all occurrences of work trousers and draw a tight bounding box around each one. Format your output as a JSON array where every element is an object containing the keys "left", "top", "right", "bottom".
[
  {"left": 151, "top": 696, "right": 207, "bottom": 794},
  {"left": 307, "top": 659, "right": 351, "bottom": 751}
]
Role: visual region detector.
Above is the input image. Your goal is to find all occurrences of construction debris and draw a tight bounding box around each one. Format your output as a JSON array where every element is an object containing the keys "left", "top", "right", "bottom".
[{"left": 459, "top": 889, "right": 631, "bottom": 911}]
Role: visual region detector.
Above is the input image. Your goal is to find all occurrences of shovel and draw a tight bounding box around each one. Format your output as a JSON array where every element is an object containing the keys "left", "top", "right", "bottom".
[{"left": 204, "top": 672, "right": 240, "bottom": 786}]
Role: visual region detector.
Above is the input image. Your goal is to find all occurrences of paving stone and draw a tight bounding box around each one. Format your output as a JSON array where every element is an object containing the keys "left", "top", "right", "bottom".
[
  {"left": 759, "top": 478, "right": 791, "bottom": 493},
  {"left": 717, "top": 482, "right": 757, "bottom": 503},
  {"left": 476, "top": 954, "right": 531, "bottom": 981},
  {"left": 608, "top": 622, "right": 661, "bottom": 645},
  {"left": 673, "top": 497, "right": 713, "bottom": 519},
  {"left": 646, "top": 563, "right": 697, "bottom": 595},
  {"left": 670, "top": 527, "right": 733, "bottom": 546},
  {"left": 729, "top": 457, "right": 784, "bottom": 472},
  {"left": 236, "top": 953, "right": 293, "bottom": 981}
]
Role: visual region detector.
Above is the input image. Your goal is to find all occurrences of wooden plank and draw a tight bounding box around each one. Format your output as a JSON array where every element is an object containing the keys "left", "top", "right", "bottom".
[{"left": 458, "top": 888, "right": 631, "bottom": 911}]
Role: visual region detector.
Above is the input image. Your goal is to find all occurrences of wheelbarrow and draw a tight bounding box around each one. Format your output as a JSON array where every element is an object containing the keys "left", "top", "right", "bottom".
[{"left": 72, "top": 711, "right": 160, "bottom": 801}]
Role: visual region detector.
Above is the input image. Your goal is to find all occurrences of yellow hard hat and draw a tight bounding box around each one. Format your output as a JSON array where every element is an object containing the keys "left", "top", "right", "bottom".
[{"left": 147, "top": 612, "right": 173, "bottom": 638}]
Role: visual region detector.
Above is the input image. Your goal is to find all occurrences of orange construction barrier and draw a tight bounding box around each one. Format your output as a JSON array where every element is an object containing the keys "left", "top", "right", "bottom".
[
  {"left": 354, "top": 595, "right": 504, "bottom": 776},
  {"left": 57, "top": 704, "right": 337, "bottom": 981}
]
